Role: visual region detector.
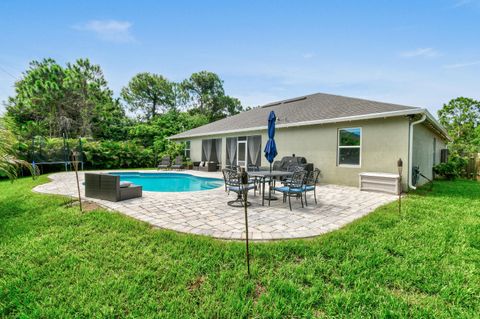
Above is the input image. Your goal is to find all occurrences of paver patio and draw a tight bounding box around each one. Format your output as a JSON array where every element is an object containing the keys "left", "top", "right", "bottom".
[{"left": 33, "top": 170, "right": 397, "bottom": 241}]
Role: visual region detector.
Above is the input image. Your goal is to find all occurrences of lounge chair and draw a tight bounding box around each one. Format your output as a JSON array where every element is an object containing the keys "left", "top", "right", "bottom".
[
  {"left": 272, "top": 170, "right": 307, "bottom": 211},
  {"left": 222, "top": 168, "right": 256, "bottom": 207},
  {"left": 157, "top": 156, "right": 171, "bottom": 170},
  {"left": 85, "top": 173, "right": 142, "bottom": 202},
  {"left": 303, "top": 168, "right": 320, "bottom": 206},
  {"left": 171, "top": 155, "right": 184, "bottom": 170}
]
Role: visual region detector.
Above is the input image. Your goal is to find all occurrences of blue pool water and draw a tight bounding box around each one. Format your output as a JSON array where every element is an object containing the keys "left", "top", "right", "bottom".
[{"left": 109, "top": 172, "right": 224, "bottom": 192}]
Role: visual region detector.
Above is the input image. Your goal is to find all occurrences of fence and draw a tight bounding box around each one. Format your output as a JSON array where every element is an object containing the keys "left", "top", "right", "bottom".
[{"left": 466, "top": 153, "right": 479, "bottom": 181}]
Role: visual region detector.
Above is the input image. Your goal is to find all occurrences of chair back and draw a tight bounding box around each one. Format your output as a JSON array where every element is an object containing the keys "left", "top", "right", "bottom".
[
  {"left": 287, "top": 163, "right": 304, "bottom": 173},
  {"left": 85, "top": 173, "right": 120, "bottom": 201},
  {"left": 305, "top": 168, "right": 321, "bottom": 186},
  {"left": 227, "top": 164, "right": 239, "bottom": 172},
  {"left": 175, "top": 155, "right": 183, "bottom": 165},
  {"left": 161, "top": 156, "right": 170, "bottom": 164},
  {"left": 289, "top": 170, "right": 306, "bottom": 189},
  {"left": 222, "top": 168, "right": 240, "bottom": 187}
]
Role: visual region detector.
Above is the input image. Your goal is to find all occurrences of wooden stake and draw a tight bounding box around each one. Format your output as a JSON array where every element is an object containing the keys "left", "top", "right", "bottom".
[
  {"left": 241, "top": 168, "right": 250, "bottom": 276},
  {"left": 397, "top": 158, "right": 403, "bottom": 215},
  {"left": 72, "top": 151, "right": 82, "bottom": 212}
]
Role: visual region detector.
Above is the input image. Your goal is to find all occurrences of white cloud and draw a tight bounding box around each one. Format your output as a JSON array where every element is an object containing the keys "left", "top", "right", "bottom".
[
  {"left": 452, "top": 0, "right": 473, "bottom": 7},
  {"left": 302, "top": 52, "right": 315, "bottom": 59},
  {"left": 399, "top": 48, "right": 439, "bottom": 58},
  {"left": 73, "top": 20, "right": 134, "bottom": 43},
  {"left": 443, "top": 60, "right": 480, "bottom": 69}
]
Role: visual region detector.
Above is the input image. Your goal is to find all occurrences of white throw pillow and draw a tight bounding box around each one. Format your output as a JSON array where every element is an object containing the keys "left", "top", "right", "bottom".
[{"left": 120, "top": 181, "right": 132, "bottom": 188}]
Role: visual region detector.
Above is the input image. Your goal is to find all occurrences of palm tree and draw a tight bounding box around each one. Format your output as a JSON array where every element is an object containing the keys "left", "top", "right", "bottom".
[{"left": 0, "top": 117, "right": 33, "bottom": 180}]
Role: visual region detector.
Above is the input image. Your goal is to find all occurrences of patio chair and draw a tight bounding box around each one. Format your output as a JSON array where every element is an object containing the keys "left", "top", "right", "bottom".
[
  {"left": 272, "top": 170, "right": 307, "bottom": 211},
  {"left": 281, "top": 165, "right": 305, "bottom": 185},
  {"left": 171, "top": 155, "right": 184, "bottom": 170},
  {"left": 222, "top": 168, "right": 256, "bottom": 207},
  {"left": 303, "top": 168, "right": 320, "bottom": 206},
  {"left": 226, "top": 164, "right": 239, "bottom": 171},
  {"left": 157, "top": 156, "right": 171, "bottom": 170}
]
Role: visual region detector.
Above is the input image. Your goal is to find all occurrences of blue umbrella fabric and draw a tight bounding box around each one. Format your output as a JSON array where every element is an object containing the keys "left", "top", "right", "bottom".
[{"left": 264, "top": 111, "right": 278, "bottom": 170}]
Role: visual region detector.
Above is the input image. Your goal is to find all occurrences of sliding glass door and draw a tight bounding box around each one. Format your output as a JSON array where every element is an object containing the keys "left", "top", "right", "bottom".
[
  {"left": 237, "top": 137, "right": 247, "bottom": 168},
  {"left": 226, "top": 135, "right": 261, "bottom": 169}
]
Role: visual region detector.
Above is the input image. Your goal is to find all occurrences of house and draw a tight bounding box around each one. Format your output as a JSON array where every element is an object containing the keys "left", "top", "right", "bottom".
[{"left": 170, "top": 92, "right": 450, "bottom": 190}]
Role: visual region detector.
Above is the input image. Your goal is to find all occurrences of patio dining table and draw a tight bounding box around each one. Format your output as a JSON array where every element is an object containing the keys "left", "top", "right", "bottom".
[{"left": 248, "top": 170, "right": 294, "bottom": 206}]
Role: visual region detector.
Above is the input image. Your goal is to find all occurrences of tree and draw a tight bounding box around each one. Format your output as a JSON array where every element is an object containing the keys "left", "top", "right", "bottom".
[
  {"left": 182, "top": 71, "right": 225, "bottom": 112},
  {"left": 219, "top": 95, "right": 243, "bottom": 118},
  {"left": 0, "top": 117, "right": 33, "bottom": 180},
  {"left": 129, "top": 109, "right": 208, "bottom": 148},
  {"left": 6, "top": 59, "right": 65, "bottom": 137},
  {"left": 121, "top": 73, "right": 174, "bottom": 121},
  {"left": 6, "top": 58, "right": 122, "bottom": 139},
  {"left": 182, "top": 71, "right": 244, "bottom": 121},
  {"left": 63, "top": 58, "right": 116, "bottom": 137},
  {"left": 90, "top": 98, "right": 132, "bottom": 141},
  {"left": 438, "top": 97, "right": 480, "bottom": 154}
]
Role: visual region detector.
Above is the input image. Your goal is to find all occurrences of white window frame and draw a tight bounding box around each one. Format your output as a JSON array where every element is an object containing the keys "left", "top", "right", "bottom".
[
  {"left": 184, "top": 141, "right": 191, "bottom": 159},
  {"left": 337, "top": 127, "right": 362, "bottom": 168}
]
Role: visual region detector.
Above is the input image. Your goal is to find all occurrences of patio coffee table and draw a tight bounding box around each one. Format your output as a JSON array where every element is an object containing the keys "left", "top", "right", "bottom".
[{"left": 249, "top": 170, "right": 294, "bottom": 206}]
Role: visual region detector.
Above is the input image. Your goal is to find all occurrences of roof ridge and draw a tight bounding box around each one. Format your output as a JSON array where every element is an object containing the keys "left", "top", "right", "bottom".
[{"left": 259, "top": 91, "right": 419, "bottom": 110}]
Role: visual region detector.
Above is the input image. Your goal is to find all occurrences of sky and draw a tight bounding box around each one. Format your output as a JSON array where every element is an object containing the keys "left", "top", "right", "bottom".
[{"left": 1, "top": 0, "right": 479, "bottom": 117}]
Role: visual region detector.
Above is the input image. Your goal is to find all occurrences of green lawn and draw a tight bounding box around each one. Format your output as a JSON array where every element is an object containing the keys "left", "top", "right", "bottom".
[{"left": 0, "top": 177, "right": 479, "bottom": 318}]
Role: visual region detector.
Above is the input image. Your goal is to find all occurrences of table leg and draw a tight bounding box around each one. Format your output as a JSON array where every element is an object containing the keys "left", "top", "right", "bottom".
[
  {"left": 268, "top": 179, "right": 271, "bottom": 206},
  {"left": 262, "top": 177, "right": 265, "bottom": 206}
]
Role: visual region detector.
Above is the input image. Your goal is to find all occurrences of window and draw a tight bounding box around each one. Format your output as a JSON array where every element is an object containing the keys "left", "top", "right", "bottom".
[
  {"left": 184, "top": 141, "right": 191, "bottom": 159},
  {"left": 338, "top": 128, "right": 361, "bottom": 166}
]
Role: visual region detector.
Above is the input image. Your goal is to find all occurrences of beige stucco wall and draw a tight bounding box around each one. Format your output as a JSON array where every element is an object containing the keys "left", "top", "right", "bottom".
[
  {"left": 181, "top": 117, "right": 412, "bottom": 188},
  {"left": 412, "top": 123, "right": 447, "bottom": 185},
  {"left": 274, "top": 117, "right": 410, "bottom": 188}
]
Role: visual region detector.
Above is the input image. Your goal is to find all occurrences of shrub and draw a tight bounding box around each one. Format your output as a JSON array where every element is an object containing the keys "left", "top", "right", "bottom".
[
  {"left": 82, "top": 140, "right": 154, "bottom": 169},
  {"left": 17, "top": 137, "right": 156, "bottom": 170},
  {"left": 434, "top": 156, "right": 467, "bottom": 180}
]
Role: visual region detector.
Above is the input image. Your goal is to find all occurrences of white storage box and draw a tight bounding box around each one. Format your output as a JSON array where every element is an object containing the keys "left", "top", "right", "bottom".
[{"left": 359, "top": 172, "right": 400, "bottom": 195}]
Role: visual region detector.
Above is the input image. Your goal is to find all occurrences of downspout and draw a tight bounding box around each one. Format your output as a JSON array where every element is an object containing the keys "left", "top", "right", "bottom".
[{"left": 408, "top": 114, "right": 427, "bottom": 190}]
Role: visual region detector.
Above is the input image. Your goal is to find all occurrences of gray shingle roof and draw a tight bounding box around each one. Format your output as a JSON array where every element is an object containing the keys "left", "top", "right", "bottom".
[{"left": 170, "top": 92, "right": 420, "bottom": 139}]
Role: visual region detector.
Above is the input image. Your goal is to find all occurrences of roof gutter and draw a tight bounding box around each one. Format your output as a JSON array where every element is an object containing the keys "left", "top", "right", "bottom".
[{"left": 408, "top": 114, "right": 427, "bottom": 190}]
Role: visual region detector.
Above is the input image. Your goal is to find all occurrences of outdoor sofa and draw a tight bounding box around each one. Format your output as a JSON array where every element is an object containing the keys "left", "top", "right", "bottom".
[
  {"left": 198, "top": 161, "right": 218, "bottom": 172},
  {"left": 85, "top": 173, "right": 142, "bottom": 202}
]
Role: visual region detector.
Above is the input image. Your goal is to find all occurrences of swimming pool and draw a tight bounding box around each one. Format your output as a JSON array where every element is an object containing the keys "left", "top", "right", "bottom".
[{"left": 109, "top": 172, "right": 224, "bottom": 192}]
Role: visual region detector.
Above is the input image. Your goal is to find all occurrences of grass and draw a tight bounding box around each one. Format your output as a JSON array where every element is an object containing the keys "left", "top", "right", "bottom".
[{"left": 0, "top": 177, "right": 479, "bottom": 318}]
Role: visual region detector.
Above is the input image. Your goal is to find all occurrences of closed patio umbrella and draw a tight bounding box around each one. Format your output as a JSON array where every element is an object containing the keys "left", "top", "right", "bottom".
[{"left": 264, "top": 111, "right": 278, "bottom": 172}]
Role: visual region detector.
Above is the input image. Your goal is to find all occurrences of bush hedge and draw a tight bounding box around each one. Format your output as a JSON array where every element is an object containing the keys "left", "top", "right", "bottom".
[{"left": 16, "top": 137, "right": 175, "bottom": 170}]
